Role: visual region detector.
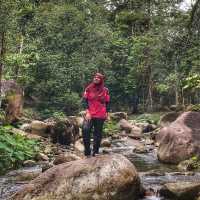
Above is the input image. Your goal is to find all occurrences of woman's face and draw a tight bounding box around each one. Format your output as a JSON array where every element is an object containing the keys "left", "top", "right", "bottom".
[{"left": 93, "top": 76, "right": 101, "bottom": 84}]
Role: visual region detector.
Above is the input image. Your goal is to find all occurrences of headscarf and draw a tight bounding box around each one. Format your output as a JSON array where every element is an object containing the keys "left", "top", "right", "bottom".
[{"left": 84, "top": 73, "right": 106, "bottom": 101}]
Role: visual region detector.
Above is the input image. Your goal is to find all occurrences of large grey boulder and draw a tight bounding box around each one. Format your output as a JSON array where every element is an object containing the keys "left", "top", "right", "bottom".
[
  {"left": 110, "top": 112, "right": 128, "bottom": 121},
  {"left": 157, "top": 112, "right": 200, "bottom": 164},
  {"left": 159, "top": 112, "right": 180, "bottom": 127},
  {"left": 160, "top": 181, "right": 200, "bottom": 200},
  {"left": 12, "top": 154, "right": 142, "bottom": 200}
]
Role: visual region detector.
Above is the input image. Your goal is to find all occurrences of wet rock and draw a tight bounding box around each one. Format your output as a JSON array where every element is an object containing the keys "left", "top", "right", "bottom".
[
  {"left": 101, "top": 139, "right": 111, "bottom": 147},
  {"left": 144, "top": 188, "right": 156, "bottom": 197},
  {"left": 127, "top": 133, "right": 142, "bottom": 140},
  {"left": 145, "top": 138, "right": 154, "bottom": 145},
  {"left": 159, "top": 112, "right": 180, "bottom": 127},
  {"left": 111, "top": 134, "right": 120, "bottom": 140},
  {"left": 118, "top": 119, "right": 142, "bottom": 137},
  {"left": 126, "top": 137, "right": 144, "bottom": 149},
  {"left": 143, "top": 124, "right": 157, "bottom": 133},
  {"left": 177, "top": 159, "right": 195, "bottom": 171},
  {"left": 118, "top": 119, "right": 133, "bottom": 133},
  {"left": 170, "top": 104, "right": 184, "bottom": 112},
  {"left": 157, "top": 112, "right": 200, "bottom": 164},
  {"left": 37, "top": 161, "right": 54, "bottom": 172},
  {"left": 36, "top": 153, "right": 49, "bottom": 161},
  {"left": 20, "top": 123, "right": 31, "bottom": 132},
  {"left": 31, "top": 120, "right": 48, "bottom": 137},
  {"left": 51, "top": 146, "right": 59, "bottom": 154},
  {"left": 43, "top": 144, "right": 53, "bottom": 155},
  {"left": 74, "top": 139, "right": 84, "bottom": 152},
  {"left": 130, "top": 126, "right": 142, "bottom": 137},
  {"left": 170, "top": 172, "right": 195, "bottom": 176},
  {"left": 133, "top": 145, "right": 148, "bottom": 154},
  {"left": 6, "top": 167, "right": 42, "bottom": 182},
  {"left": 136, "top": 122, "right": 157, "bottom": 133},
  {"left": 110, "top": 112, "right": 128, "bottom": 121},
  {"left": 68, "top": 116, "right": 84, "bottom": 128},
  {"left": 23, "top": 160, "right": 37, "bottom": 167},
  {"left": 12, "top": 154, "right": 142, "bottom": 200},
  {"left": 53, "top": 153, "right": 81, "bottom": 165},
  {"left": 150, "top": 128, "right": 161, "bottom": 140},
  {"left": 142, "top": 170, "right": 165, "bottom": 176},
  {"left": 160, "top": 181, "right": 200, "bottom": 200},
  {"left": 49, "top": 118, "right": 80, "bottom": 145}
]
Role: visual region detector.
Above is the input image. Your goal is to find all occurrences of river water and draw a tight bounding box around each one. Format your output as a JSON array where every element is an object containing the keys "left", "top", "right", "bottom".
[{"left": 111, "top": 138, "right": 200, "bottom": 200}]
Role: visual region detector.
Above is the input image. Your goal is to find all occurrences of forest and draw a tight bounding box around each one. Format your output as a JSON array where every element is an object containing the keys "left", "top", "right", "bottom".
[
  {"left": 1, "top": 1, "right": 200, "bottom": 200},
  {"left": 0, "top": 0, "right": 199, "bottom": 115}
]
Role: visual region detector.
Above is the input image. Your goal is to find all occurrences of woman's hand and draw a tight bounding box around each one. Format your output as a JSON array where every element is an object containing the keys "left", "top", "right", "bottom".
[
  {"left": 106, "top": 112, "right": 111, "bottom": 121},
  {"left": 85, "top": 110, "right": 91, "bottom": 121}
]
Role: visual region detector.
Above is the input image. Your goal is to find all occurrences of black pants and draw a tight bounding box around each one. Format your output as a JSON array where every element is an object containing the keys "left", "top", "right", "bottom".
[{"left": 82, "top": 118, "right": 105, "bottom": 156}]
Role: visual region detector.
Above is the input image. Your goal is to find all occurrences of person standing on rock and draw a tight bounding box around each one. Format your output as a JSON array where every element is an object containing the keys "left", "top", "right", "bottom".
[{"left": 82, "top": 73, "right": 110, "bottom": 157}]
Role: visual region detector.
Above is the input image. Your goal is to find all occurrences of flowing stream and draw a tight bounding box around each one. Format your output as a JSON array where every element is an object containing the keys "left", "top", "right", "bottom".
[{"left": 110, "top": 138, "right": 200, "bottom": 200}]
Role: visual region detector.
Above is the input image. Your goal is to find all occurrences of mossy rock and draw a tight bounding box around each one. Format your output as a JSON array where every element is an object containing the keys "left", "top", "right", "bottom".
[{"left": 186, "top": 104, "right": 200, "bottom": 112}]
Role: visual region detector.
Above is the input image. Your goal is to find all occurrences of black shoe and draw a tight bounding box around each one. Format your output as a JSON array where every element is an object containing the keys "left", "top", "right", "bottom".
[
  {"left": 92, "top": 152, "right": 100, "bottom": 157},
  {"left": 84, "top": 154, "right": 91, "bottom": 158}
]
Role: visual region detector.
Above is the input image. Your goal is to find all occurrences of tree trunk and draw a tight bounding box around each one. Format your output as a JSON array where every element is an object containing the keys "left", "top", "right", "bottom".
[
  {"left": 19, "top": 34, "right": 24, "bottom": 54},
  {"left": 174, "top": 58, "right": 179, "bottom": 106},
  {"left": 14, "top": 34, "right": 24, "bottom": 80},
  {"left": 0, "top": 31, "right": 5, "bottom": 107}
]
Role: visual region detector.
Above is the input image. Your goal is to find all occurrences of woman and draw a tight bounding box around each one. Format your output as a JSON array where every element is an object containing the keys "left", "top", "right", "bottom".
[{"left": 82, "top": 73, "right": 110, "bottom": 157}]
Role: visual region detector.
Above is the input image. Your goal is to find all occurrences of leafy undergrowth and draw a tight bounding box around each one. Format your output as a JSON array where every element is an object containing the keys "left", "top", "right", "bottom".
[
  {"left": 0, "top": 109, "right": 6, "bottom": 124},
  {"left": 103, "top": 120, "right": 119, "bottom": 137},
  {"left": 190, "top": 156, "right": 200, "bottom": 169},
  {"left": 0, "top": 126, "right": 40, "bottom": 174},
  {"left": 186, "top": 104, "right": 200, "bottom": 112},
  {"left": 129, "top": 112, "right": 164, "bottom": 124}
]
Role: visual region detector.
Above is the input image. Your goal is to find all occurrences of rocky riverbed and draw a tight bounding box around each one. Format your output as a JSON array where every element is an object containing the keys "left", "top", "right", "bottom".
[
  {"left": 1, "top": 136, "right": 200, "bottom": 200},
  {"left": 1, "top": 111, "right": 200, "bottom": 200}
]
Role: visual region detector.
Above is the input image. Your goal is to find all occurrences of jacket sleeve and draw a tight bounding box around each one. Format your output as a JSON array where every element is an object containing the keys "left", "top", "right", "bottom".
[
  {"left": 82, "top": 97, "right": 89, "bottom": 109},
  {"left": 106, "top": 101, "right": 110, "bottom": 112}
]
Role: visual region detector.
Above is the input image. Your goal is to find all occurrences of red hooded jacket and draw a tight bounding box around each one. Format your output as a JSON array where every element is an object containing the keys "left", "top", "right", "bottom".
[{"left": 83, "top": 73, "right": 110, "bottom": 119}]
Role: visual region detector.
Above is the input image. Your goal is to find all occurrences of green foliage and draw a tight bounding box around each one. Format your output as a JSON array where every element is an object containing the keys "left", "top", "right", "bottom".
[
  {"left": 23, "top": 107, "right": 41, "bottom": 120},
  {"left": 189, "top": 156, "right": 200, "bottom": 169},
  {"left": 183, "top": 74, "right": 200, "bottom": 90},
  {"left": 0, "top": 126, "right": 40, "bottom": 174},
  {"left": 0, "top": 109, "right": 6, "bottom": 123},
  {"left": 103, "top": 120, "right": 119, "bottom": 137},
  {"left": 129, "top": 113, "right": 163, "bottom": 124},
  {"left": 1, "top": 0, "right": 200, "bottom": 113},
  {"left": 186, "top": 104, "right": 200, "bottom": 112}
]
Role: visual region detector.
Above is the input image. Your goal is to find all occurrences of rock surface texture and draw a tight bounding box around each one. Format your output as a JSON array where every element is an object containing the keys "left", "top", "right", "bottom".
[
  {"left": 12, "top": 154, "right": 141, "bottom": 200},
  {"left": 157, "top": 112, "right": 200, "bottom": 164}
]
